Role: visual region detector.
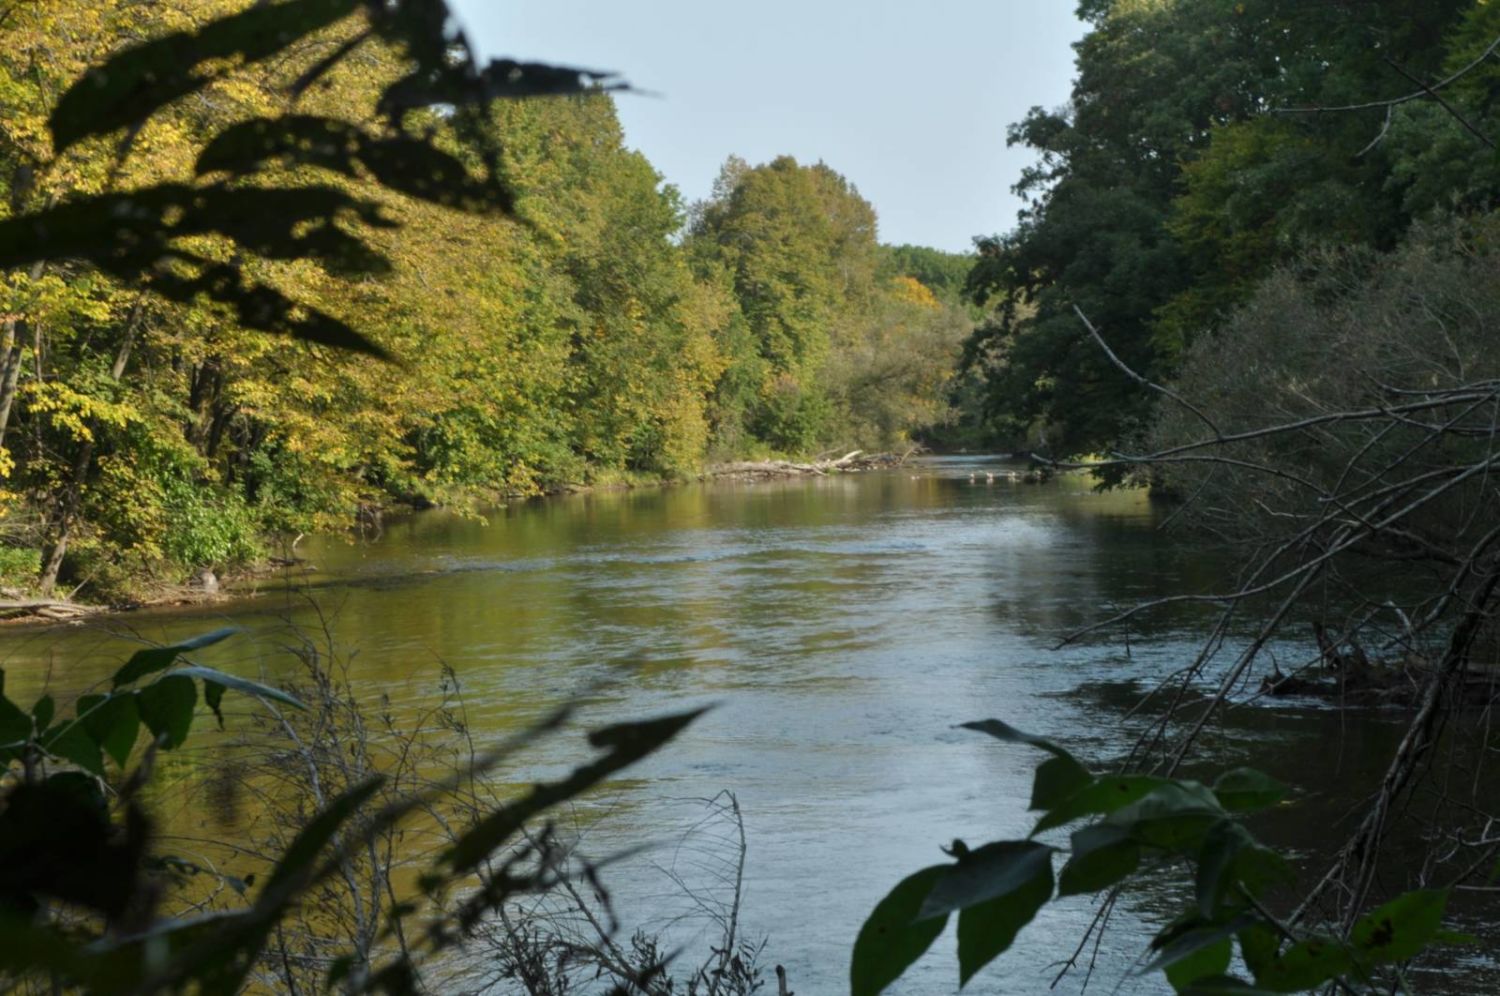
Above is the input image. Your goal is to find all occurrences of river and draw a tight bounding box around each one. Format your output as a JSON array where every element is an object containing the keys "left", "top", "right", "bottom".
[{"left": 3, "top": 456, "right": 1492, "bottom": 994}]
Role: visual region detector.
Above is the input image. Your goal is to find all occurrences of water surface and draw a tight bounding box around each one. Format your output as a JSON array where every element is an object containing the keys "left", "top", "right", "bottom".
[{"left": 3, "top": 457, "right": 1485, "bottom": 993}]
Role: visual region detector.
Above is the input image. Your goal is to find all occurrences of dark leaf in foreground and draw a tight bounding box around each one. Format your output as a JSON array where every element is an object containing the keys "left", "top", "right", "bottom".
[
  {"left": 851, "top": 865, "right": 948, "bottom": 996},
  {"left": 50, "top": 0, "right": 358, "bottom": 152}
]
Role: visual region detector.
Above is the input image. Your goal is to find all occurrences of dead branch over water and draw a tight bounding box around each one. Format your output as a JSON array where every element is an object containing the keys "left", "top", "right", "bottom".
[{"left": 1061, "top": 301, "right": 1500, "bottom": 945}]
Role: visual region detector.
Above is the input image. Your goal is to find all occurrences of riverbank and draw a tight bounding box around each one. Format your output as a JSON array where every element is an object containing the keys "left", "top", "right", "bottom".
[{"left": 0, "top": 449, "right": 931, "bottom": 624}]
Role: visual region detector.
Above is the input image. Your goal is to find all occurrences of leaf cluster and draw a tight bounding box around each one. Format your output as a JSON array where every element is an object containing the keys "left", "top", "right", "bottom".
[{"left": 852, "top": 719, "right": 1471, "bottom": 995}]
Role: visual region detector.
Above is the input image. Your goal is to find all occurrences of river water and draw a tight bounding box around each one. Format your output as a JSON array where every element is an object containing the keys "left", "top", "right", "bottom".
[{"left": 3, "top": 456, "right": 1492, "bottom": 993}]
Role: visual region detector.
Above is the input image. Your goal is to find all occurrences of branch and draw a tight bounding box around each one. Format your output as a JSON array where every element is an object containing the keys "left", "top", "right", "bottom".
[
  {"left": 1072, "top": 305, "right": 1222, "bottom": 439},
  {"left": 1274, "top": 33, "right": 1500, "bottom": 115}
]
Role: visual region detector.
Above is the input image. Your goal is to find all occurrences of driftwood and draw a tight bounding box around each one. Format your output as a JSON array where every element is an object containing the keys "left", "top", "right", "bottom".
[
  {"left": 706, "top": 448, "right": 916, "bottom": 481},
  {"left": 0, "top": 598, "right": 101, "bottom": 623},
  {"left": 1259, "top": 625, "right": 1500, "bottom": 709}
]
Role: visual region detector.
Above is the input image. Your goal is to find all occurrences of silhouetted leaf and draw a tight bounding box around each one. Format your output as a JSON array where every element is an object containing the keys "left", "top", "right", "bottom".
[
  {"left": 50, "top": 0, "right": 359, "bottom": 152},
  {"left": 265, "top": 776, "right": 386, "bottom": 893},
  {"left": 1212, "top": 769, "right": 1286, "bottom": 813},
  {"left": 377, "top": 60, "right": 628, "bottom": 124},
  {"left": 0, "top": 781, "right": 149, "bottom": 919},
  {"left": 30, "top": 695, "right": 53, "bottom": 732},
  {"left": 1166, "top": 937, "right": 1233, "bottom": 992},
  {"left": 147, "top": 261, "right": 389, "bottom": 358},
  {"left": 1033, "top": 775, "right": 1170, "bottom": 834},
  {"left": 1031, "top": 753, "right": 1093, "bottom": 811},
  {"left": 1101, "top": 782, "right": 1226, "bottom": 851},
  {"left": 174, "top": 667, "right": 305, "bottom": 711},
  {"left": 1058, "top": 823, "right": 1140, "bottom": 896},
  {"left": 76, "top": 693, "right": 141, "bottom": 768},
  {"left": 1181, "top": 978, "right": 1280, "bottom": 995},
  {"left": 1349, "top": 889, "right": 1449, "bottom": 964},
  {"left": 1251, "top": 936, "right": 1351, "bottom": 992},
  {"left": 113, "top": 628, "right": 238, "bottom": 689},
  {"left": 954, "top": 852, "right": 1053, "bottom": 986},
  {"left": 1237, "top": 923, "right": 1279, "bottom": 979},
  {"left": 137, "top": 675, "right": 198, "bottom": 750},
  {"left": 851, "top": 865, "right": 948, "bottom": 996},
  {"left": 197, "top": 116, "right": 511, "bottom": 213},
  {"left": 919, "top": 841, "right": 1054, "bottom": 920},
  {"left": 40, "top": 720, "right": 104, "bottom": 777},
  {"left": 1141, "top": 916, "right": 1254, "bottom": 982},
  {"left": 1196, "top": 821, "right": 1289, "bottom": 917},
  {"left": 445, "top": 708, "right": 706, "bottom": 873}
]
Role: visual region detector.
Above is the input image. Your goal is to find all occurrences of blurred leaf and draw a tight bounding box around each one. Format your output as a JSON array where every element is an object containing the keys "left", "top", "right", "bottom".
[
  {"left": 1251, "top": 937, "right": 1351, "bottom": 992},
  {"left": 40, "top": 720, "right": 104, "bottom": 777},
  {"left": 50, "top": 0, "right": 358, "bottom": 151},
  {"left": 174, "top": 666, "right": 305, "bottom": 711},
  {"left": 112, "top": 628, "right": 238, "bottom": 689},
  {"left": 0, "top": 781, "right": 148, "bottom": 919},
  {"left": 77, "top": 693, "right": 141, "bottom": 768},
  {"left": 1033, "top": 775, "right": 1170, "bottom": 834},
  {"left": 30, "top": 695, "right": 53, "bottom": 732},
  {"left": 1237, "top": 923, "right": 1279, "bottom": 979},
  {"left": 961, "top": 718, "right": 1085, "bottom": 764},
  {"left": 204, "top": 680, "right": 226, "bottom": 729},
  {"left": 1212, "top": 769, "right": 1286, "bottom": 813},
  {"left": 918, "top": 840, "right": 1054, "bottom": 920},
  {"left": 1166, "top": 937, "right": 1233, "bottom": 992},
  {"left": 0, "top": 186, "right": 391, "bottom": 274},
  {"left": 1197, "top": 820, "right": 1250, "bottom": 917},
  {"left": 1031, "top": 753, "right": 1093, "bottom": 811},
  {"left": 954, "top": 851, "right": 1053, "bottom": 986},
  {"left": 445, "top": 708, "right": 706, "bottom": 873},
  {"left": 1058, "top": 823, "right": 1140, "bottom": 896},
  {"left": 1181, "top": 975, "right": 1280, "bottom": 994},
  {"left": 1141, "top": 916, "right": 1253, "bottom": 982},
  {"left": 137, "top": 675, "right": 198, "bottom": 750},
  {"left": 148, "top": 260, "right": 389, "bottom": 358},
  {"left": 197, "top": 116, "right": 512, "bottom": 213},
  {"left": 0, "top": 673, "right": 32, "bottom": 752},
  {"left": 42, "top": 772, "right": 107, "bottom": 816},
  {"left": 1349, "top": 889, "right": 1449, "bottom": 964},
  {"left": 1102, "top": 782, "right": 1226, "bottom": 851},
  {"left": 377, "top": 59, "right": 628, "bottom": 124},
  {"left": 265, "top": 776, "right": 385, "bottom": 894},
  {"left": 0, "top": 915, "right": 125, "bottom": 989},
  {"left": 850, "top": 865, "right": 948, "bottom": 996}
]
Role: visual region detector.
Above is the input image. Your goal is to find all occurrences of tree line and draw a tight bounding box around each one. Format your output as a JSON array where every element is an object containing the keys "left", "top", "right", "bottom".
[
  {"left": 965, "top": 0, "right": 1500, "bottom": 462},
  {"left": 0, "top": 1, "right": 973, "bottom": 601}
]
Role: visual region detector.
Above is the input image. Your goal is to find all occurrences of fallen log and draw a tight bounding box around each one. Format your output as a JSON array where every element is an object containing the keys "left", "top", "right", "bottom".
[
  {"left": 705, "top": 448, "right": 917, "bottom": 480},
  {"left": 0, "top": 598, "right": 102, "bottom": 622}
]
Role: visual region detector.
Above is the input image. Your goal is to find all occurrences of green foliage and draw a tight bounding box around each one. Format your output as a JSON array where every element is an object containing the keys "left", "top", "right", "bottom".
[
  {"left": 0, "top": 546, "right": 39, "bottom": 586},
  {"left": 689, "top": 157, "right": 973, "bottom": 455},
  {"left": 853, "top": 719, "right": 1468, "bottom": 994},
  {"left": 0, "top": 3, "right": 974, "bottom": 599},
  {"left": 969, "top": 0, "right": 1479, "bottom": 459}
]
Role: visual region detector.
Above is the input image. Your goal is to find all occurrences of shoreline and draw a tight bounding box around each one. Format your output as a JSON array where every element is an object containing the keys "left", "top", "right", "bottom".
[{"left": 2, "top": 449, "right": 937, "bottom": 627}]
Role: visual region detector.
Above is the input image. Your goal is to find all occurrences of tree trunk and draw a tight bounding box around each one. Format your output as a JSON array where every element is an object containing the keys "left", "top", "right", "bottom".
[
  {"left": 0, "top": 261, "right": 46, "bottom": 448},
  {"left": 36, "top": 300, "right": 143, "bottom": 596},
  {"left": 38, "top": 440, "right": 93, "bottom": 597}
]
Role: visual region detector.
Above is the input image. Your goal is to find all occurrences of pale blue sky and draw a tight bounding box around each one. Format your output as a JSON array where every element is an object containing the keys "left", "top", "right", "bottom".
[{"left": 448, "top": 2, "right": 1086, "bottom": 252}]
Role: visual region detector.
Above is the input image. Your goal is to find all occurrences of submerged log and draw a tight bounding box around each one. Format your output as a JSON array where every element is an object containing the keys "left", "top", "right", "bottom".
[{"left": 1261, "top": 657, "right": 1500, "bottom": 709}]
